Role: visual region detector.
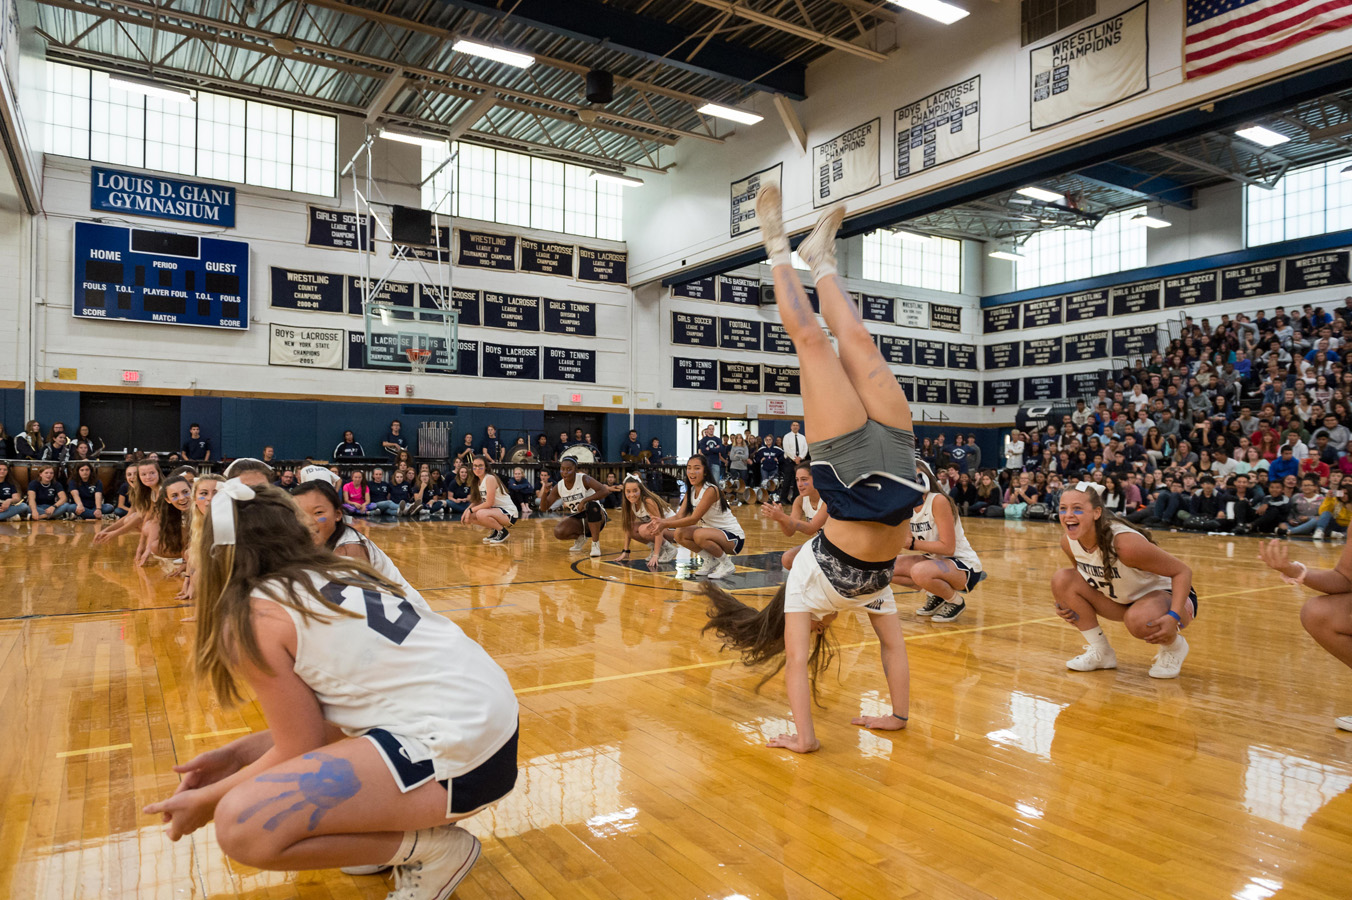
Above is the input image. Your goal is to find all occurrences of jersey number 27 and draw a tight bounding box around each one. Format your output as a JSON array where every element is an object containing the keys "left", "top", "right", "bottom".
[{"left": 321, "top": 582, "right": 421, "bottom": 644}]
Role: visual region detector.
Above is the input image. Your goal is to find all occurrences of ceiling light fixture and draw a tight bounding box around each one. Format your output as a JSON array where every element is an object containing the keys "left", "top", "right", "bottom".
[
  {"left": 890, "top": 227, "right": 932, "bottom": 243},
  {"left": 109, "top": 74, "right": 195, "bottom": 104},
  {"left": 1235, "top": 125, "right": 1289, "bottom": 147},
  {"left": 697, "top": 103, "right": 764, "bottom": 125},
  {"left": 590, "top": 169, "right": 644, "bottom": 188},
  {"left": 886, "top": 0, "right": 970, "bottom": 24},
  {"left": 1016, "top": 186, "right": 1064, "bottom": 203},
  {"left": 1340, "top": 163, "right": 1352, "bottom": 179},
  {"left": 1131, "top": 211, "right": 1172, "bottom": 228},
  {"left": 378, "top": 126, "right": 447, "bottom": 149},
  {"left": 452, "top": 38, "right": 534, "bottom": 68},
  {"left": 989, "top": 248, "right": 1025, "bottom": 261}
]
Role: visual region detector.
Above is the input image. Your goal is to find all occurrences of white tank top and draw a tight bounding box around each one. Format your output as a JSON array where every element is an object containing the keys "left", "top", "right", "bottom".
[
  {"left": 558, "top": 473, "right": 593, "bottom": 514},
  {"left": 479, "top": 474, "right": 517, "bottom": 517},
  {"left": 1069, "top": 522, "right": 1170, "bottom": 604},
  {"left": 275, "top": 570, "right": 519, "bottom": 780},
  {"left": 800, "top": 494, "right": 821, "bottom": 521},
  {"left": 908, "top": 493, "right": 981, "bottom": 571},
  {"left": 630, "top": 499, "right": 652, "bottom": 522},
  {"left": 335, "top": 528, "right": 416, "bottom": 597},
  {"left": 693, "top": 484, "right": 743, "bottom": 535}
]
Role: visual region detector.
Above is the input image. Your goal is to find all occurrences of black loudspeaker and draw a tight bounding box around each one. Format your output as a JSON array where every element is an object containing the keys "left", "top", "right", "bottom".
[
  {"left": 585, "top": 70, "right": 614, "bottom": 105},
  {"left": 391, "top": 205, "right": 433, "bottom": 245}
]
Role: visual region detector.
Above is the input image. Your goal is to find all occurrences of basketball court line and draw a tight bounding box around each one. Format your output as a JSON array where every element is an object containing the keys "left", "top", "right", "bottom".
[
  {"left": 56, "top": 743, "right": 133, "bottom": 759},
  {"left": 185, "top": 727, "right": 252, "bottom": 741}
]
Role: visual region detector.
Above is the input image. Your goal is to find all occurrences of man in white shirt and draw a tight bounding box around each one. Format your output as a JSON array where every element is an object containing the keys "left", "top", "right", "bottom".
[
  {"left": 1285, "top": 430, "right": 1310, "bottom": 461},
  {"left": 781, "top": 421, "right": 808, "bottom": 502},
  {"left": 1005, "top": 430, "right": 1025, "bottom": 470}
]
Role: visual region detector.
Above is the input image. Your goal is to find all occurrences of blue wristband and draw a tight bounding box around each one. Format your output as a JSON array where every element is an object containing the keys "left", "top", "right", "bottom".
[{"left": 1164, "top": 609, "right": 1183, "bottom": 628}]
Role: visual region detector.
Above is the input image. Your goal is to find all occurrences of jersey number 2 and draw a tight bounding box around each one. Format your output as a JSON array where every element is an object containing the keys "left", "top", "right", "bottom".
[{"left": 321, "top": 582, "right": 421, "bottom": 644}]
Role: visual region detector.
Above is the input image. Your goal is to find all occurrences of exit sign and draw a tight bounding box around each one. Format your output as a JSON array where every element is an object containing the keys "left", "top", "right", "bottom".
[
  {"left": 122, "top": 370, "right": 141, "bottom": 384},
  {"left": 570, "top": 393, "right": 582, "bottom": 403}
]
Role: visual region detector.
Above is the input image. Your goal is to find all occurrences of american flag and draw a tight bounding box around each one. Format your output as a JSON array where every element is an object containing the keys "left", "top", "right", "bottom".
[{"left": 1184, "top": 0, "right": 1352, "bottom": 78}]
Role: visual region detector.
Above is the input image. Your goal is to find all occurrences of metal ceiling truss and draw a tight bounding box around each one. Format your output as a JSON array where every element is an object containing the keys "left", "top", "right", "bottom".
[{"left": 1148, "top": 133, "right": 1292, "bottom": 190}]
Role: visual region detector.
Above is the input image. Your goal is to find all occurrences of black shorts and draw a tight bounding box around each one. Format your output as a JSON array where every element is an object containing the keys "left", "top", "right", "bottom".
[
  {"left": 720, "top": 529, "right": 746, "bottom": 555},
  {"left": 950, "top": 559, "right": 985, "bottom": 593},
  {"left": 366, "top": 725, "right": 519, "bottom": 815},
  {"left": 567, "top": 501, "right": 608, "bottom": 525}
]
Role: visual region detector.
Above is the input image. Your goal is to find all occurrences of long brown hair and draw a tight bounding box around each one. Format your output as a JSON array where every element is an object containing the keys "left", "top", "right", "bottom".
[
  {"left": 468, "top": 455, "right": 497, "bottom": 504},
  {"left": 190, "top": 484, "right": 402, "bottom": 705},
  {"left": 1066, "top": 485, "right": 1156, "bottom": 580},
  {"left": 701, "top": 583, "right": 836, "bottom": 704},
  {"left": 154, "top": 475, "right": 192, "bottom": 558},
  {"left": 619, "top": 474, "right": 671, "bottom": 534},
  {"left": 129, "top": 460, "right": 161, "bottom": 513}
]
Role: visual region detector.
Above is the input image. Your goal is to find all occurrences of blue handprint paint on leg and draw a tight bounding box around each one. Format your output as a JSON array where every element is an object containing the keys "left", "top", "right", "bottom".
[{"left": 236, "top": 752, "right": 361, "bottom": 832}]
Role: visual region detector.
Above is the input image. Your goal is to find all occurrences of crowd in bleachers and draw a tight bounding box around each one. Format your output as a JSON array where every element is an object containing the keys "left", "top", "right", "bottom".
[{"left": 930, "top": 298, "right": 1352, "bottom": 538}]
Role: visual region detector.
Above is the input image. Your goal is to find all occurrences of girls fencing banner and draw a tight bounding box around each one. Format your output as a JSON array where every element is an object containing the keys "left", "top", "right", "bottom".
[
  {"left": 730, "top": 163, "right": 782, "bottom": 237},
  {"left": 811, "top": 119, "right": 880, "bottom": 208},
  {"left": 894, "top": 76, "right": 980, "bottom": 179},
  {"left": 1029, "top": 2, "right": 1148, "bottom": 130}
]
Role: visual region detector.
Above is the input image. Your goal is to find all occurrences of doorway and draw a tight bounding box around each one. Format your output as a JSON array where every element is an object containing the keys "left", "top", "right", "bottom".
[
  {"left": 79, "top": 392, "right": 182, "bottom": 455},
  {"left": 675, "top": 417, "right": 752, "bottom": 461},
  {"left": 543, "top": 411, "right": 602, "bottom": 454}
]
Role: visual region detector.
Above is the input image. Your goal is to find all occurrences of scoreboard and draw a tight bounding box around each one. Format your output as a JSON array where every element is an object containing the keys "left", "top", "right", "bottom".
[{"left": 73, "top": 221, "right": 250, "bottom": 330}]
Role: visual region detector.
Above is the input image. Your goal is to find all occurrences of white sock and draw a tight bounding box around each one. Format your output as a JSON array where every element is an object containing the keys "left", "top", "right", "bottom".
[
  {"left": 387, "top": 829, "right": 422, "bottom": 866},
  {"left": 768, "top": 241, "right": 791, "bottom": 269},
  {"left": 811, "top": 259, "right": 838, "bottom": 281},
  {"left": 1082, "top": 626, "right": 1110, "bottom": 651}
]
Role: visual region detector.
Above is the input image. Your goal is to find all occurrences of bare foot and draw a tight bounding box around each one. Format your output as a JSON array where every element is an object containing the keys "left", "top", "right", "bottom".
[
  {"left": 766, "top": 733, "right": 820, "bottom": 753},
  {"left": 852, "top": 714, "right": 907, "bottom": 731}
]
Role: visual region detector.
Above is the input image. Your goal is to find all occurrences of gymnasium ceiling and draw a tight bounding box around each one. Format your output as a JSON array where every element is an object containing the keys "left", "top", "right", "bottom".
[{"left": 28, "top": 0, "right": 1352, "bottom": 245}]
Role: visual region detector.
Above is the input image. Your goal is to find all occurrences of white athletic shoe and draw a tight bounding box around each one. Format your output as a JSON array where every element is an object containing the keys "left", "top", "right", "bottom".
[
  {"left": 1335, "top": 716, "right": 1352, "bottom": 732},
  {"left": 590, "top": 541, "right": 601, "bottom": 557},
  {"left": 341, "top": 864, "right": 390, "bottom": 876},
  {"left": 657, "top": 542, "right": 678, "bottom": 564},
  {"left": 1149, "top": 635, "right": 1189, "bottom": 679},
  {"left": 694, "top": 551, "right": 716, "bottom": 576},
  {"left": 1314, "top": 528, "right": 1326, "bottom": 541},
  {"left": 389, "top": 825, "right": 481, "bottom": 900},
  {"left": 708, "top": 555, "right": 736, "bottom": 580},
  {"left": 795, "top": 203, "right": 846, "bottom": 278},
  {"left": 754, "top": 183, "right": 788, "bottom": 251},
  {"left": 570, "top": 534, "right": 589, "bottom": 552},
  {"left": 1066, "top": 645, "right": 1118, "bottom": 672}
]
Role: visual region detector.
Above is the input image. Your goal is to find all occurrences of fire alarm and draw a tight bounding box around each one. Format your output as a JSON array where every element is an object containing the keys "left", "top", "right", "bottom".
[{"left": 404, "top": 384, "right": 414, "bottom": 397}]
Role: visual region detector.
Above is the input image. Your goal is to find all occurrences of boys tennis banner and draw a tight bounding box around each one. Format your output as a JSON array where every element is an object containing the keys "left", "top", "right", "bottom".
[
  {"left": 895, "top": 77, "right": 980, "bottom": 179},
  {"left": 811, "top": 119, "right": 880, "bottom": 207},
  {"left": 1029, "top": 2, "right": 1148, "bottom": 130}
]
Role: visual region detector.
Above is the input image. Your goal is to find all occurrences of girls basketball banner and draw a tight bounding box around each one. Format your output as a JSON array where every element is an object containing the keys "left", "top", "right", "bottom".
[
  {"left": 811, "top": 118, "right": 880, "bottom": 208},
  {"left": 1029, "top": 2, "right": 1148, "bottom": 130},
  {"left": 894, "top": 76, "right": 980, "bottom": 179},
  {"left": 730, "top": 163, "right": 782, "bottom": 237}
]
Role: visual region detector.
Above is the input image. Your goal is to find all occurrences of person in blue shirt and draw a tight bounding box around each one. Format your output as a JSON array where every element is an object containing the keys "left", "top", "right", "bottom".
[
  {"left": 482, "top": 425, "right": 505, "bottom": 462},
  {"left": 1269, "top": 445, "right": 1301, "bottom": 482},
  {"left": 389, "top": 468, "right": 414, "bottom": 516},
  {"left": 367, "top": 467, "right": 398, "bottom": 516},
  {"left": 697, "top": 425, "right": 724, "bottom": 484},
  {"left": 446, "top": 464, "right": 473, "bottom": 516},
  {"left": 506, "top": 466, "right": 535, "bottom": 517},
  {"left": 0, "top": 462, "right": 29, "bottom": 521},
  {"left": 948, "top": 435, "right": 970, "bottom": 475},
  {"left": 381, "top": 420, "right": 407, "bottom": 459},
  {"left": 332, "top": 430, "right": 365, "bottom": 459},
  {"left": 753, "top": 434, "right": 785, "bottom": 489},
  {"left": 619, "top": 429, "right": 642, "bottom": 460},
  {"left": 68, "top": 461, "right": 113, "bottom": 519},
  {"left": 183, "top": 424, "right": 212, "bottom": 462},
  {"left": 645, "top": 437, "right": 667, "bottom": 492},
  {"left": 27, "top": 465, "right": 76, "bottom": 521}
]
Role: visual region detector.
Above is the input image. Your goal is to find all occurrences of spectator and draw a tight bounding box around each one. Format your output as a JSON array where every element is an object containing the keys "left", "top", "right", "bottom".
[
  {"left": 68, "top": 461, "right": 111, "bottom": 519},
  {"left": 1236, "top": 478, "right": 1292, "bottom": 535},
  {"left": 727, "top": 433, "right": 750, "bottom": 483},
  {"left": 1288, "top": 475, "right": 1328, "bottom": 537},
  {"left": 553, "top": 431, "right": 571, "bottom": 461},
  {"left": 341, "top": 469, "right": 376, "bottom": 516},
  {"left": 620, "top": 429, "right": 642, "bottom": 459},
  {"left": 446, "top": 464, "right": 473, "bottom": 516},
  {"left": 75, "top": 424, "right": 104, "bottom": 456},
  {"left": 455, "top": 433, "right": 477, "bottom": 466},
  {"left": 698, "top": 425, "right": 723, "bottom": 483},
  {"left": 0, "top": 462, "right": 30, "bottom": 521},
  {"left": 389, "top": 468, "right": 414, "bottom": 516},
  {"left": 182, "top": 424, "right": 212, "bottom": 461},
  {"left": 382, "top": 420, "right": 407, "bottom": 458},
  {"left": 972, "top": 473, "right": 1001, "bottom": 517},
  {"left": 1004, "top": 430, "right": 1025, "bottom": 471},
  {"left": 965, "top": 434, "right": 982, "bottom": 471},
  {"left": 483, "top": 425, "right": 505, "bottom": 462},
  {"left": 333, "top": 430, "right": 365, "bottom": 459},
  {"left": 1312, "top": 414, "right": 1350, "bottom": 455},
  {"left": 507, "top": 466, "right": 536, "bottom": 518},
  {"left": 27, "top": 464, "right": 75, "bottom": 521}
]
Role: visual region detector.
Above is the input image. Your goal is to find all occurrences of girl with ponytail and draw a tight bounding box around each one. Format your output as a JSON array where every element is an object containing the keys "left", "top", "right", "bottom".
[
  {"left": 896, "top": 461, "right": 984, "bottom": 624},
  {"left": 1053, "top": 482, "right": 1197, "bottom": 679}
]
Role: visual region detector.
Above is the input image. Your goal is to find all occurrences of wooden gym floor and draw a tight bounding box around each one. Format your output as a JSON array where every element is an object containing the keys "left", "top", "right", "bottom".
[{"left": 2, "top": 508, "right": 1351, "bottom": 899}]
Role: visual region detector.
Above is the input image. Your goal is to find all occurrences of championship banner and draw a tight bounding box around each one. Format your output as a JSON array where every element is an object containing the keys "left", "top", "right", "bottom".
[
  {"left": 894, "top": 76, "right": 980, "bottom": 179},
  {"left": 1029, "top": 2, "right": 1148, "bottom": 131},
  {"left": 268, "top": 325, "right": 343, "bottom": 370},
  {"left": 730, "top": 163, "right": 782, "bottom": 237},
  {"left": 811, "top": 119, "right": 880, "bottom": 208}
]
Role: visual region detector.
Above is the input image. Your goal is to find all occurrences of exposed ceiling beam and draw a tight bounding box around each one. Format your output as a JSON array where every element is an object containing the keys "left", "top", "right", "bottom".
[
  {"left": 364, "top": 70, "right": 407, "bottom": 122},
  {"left": 681, "top": 0, "right": 887, "bottom": 62},
  {"left": 430, "top": 0, "right": 808, "bottom": 99},
  {"left": 441, "top": 90, "right": 499, "bottom": 142},
  {"left": 773, "top": 94, "right": 806, "bottom": 155},
  {"left": 1075, "top": 161, "right": 1196, "bottom": 209}
]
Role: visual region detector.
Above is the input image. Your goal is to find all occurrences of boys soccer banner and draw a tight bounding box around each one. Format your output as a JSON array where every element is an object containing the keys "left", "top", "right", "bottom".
[
  {"left": 811, "top": 119, "right": 880, "bottom": 208},
  {"left": 1029, "top": 2, "right": 1148, "bottom": 130},
  {"left": 730, "top": 163, "right": 782, "bottom": 237},
  {"left": 895, "top": 77, "right": 980, "bottom": 179}
]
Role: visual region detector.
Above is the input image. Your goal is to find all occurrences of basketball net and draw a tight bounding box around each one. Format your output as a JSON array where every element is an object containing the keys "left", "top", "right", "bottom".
[{"left": 405, "top": 348, "right": 431, "bottom": 375}]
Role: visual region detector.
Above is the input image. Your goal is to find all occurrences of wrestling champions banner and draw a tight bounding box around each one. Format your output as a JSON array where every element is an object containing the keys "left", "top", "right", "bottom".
[{"left": 1029, "top": 2, "right": 1148, "bottom": 130}]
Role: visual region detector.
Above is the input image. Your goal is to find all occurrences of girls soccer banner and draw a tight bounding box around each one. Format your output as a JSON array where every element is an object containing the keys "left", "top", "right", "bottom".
[
  {"left": 730, "top": 163, "right": 782, "bottom": 237},
  {"left": 895, "top": 77, "right": 980, "bottom": 179},
  {"left": 811, "top": 119, "right": 880, "bottom": 208},
  {"left": 1029, "top": 2, "right": 1148, "bottom": 130}
]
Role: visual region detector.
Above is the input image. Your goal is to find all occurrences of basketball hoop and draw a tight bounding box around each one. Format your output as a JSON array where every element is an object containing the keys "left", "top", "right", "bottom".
[{"left": 405, "top": 348, "right": 432, "bottom": 375}]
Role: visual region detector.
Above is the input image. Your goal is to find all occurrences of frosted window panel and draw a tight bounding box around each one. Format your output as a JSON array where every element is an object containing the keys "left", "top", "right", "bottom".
[
  {"left": 197, "top": 94, "right": 246, "bottom": 182},
  {"left": 1327, "top": 159, "right": 1352, "bottom": 232},
  {"left": 145, "top": 97, "right": 197, "bottom": 176},
  {"left": 530, "top": 158, "right": 565, "bottom": 232},
  {"left": 45, "top": 62, "right": 90, "bottom": 159},
  {"left": 564, "top": 165, "right": 597, "bottom": 238}
]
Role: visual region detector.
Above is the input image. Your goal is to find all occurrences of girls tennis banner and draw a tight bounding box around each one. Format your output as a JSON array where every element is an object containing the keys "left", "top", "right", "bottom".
[
  {"left": 1029, "top": 2, "right": 1148, "bottom": 130},
  {"left": 894, "top": 77, "right": 980, "bottom": 179},
  {"left": 811, "top": 119, "right": 880, "bottom": 207}
]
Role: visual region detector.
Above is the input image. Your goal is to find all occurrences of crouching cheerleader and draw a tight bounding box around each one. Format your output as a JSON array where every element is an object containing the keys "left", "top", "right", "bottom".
[
  {"left": 615, "top": 475, "right": 677, "bottom": 567},
  {"left": 894, "top": 461, "right": 984, "bottom": 623}
]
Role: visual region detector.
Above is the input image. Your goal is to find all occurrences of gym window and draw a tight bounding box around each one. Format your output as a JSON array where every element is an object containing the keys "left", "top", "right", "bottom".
[
  {"left": 43, "top": 61, "right": 338, "bottom": 197},
  {"left": 422, "top": 143, "right": 624, "bottom": 242},
  {"left": 1246, "top": 156, "right": 1352, "bottom": 248},
  {"left": 1013, "top": 207, "right": 1147, "bottom": 291},
  {"left": 1021, "top": 0, "right": 1096, "bottom": 46},
  {"left": 861, "top": 230, "right": 963, "bottom": 294}
]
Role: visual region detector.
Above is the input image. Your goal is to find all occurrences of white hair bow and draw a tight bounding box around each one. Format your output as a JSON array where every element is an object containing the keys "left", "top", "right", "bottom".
[
  {"left": 211, "top": 478, "right": 257, "bottom": 547},
  {"left": 1075, "top": 481, "right": 1106, "bottom": 496}
]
